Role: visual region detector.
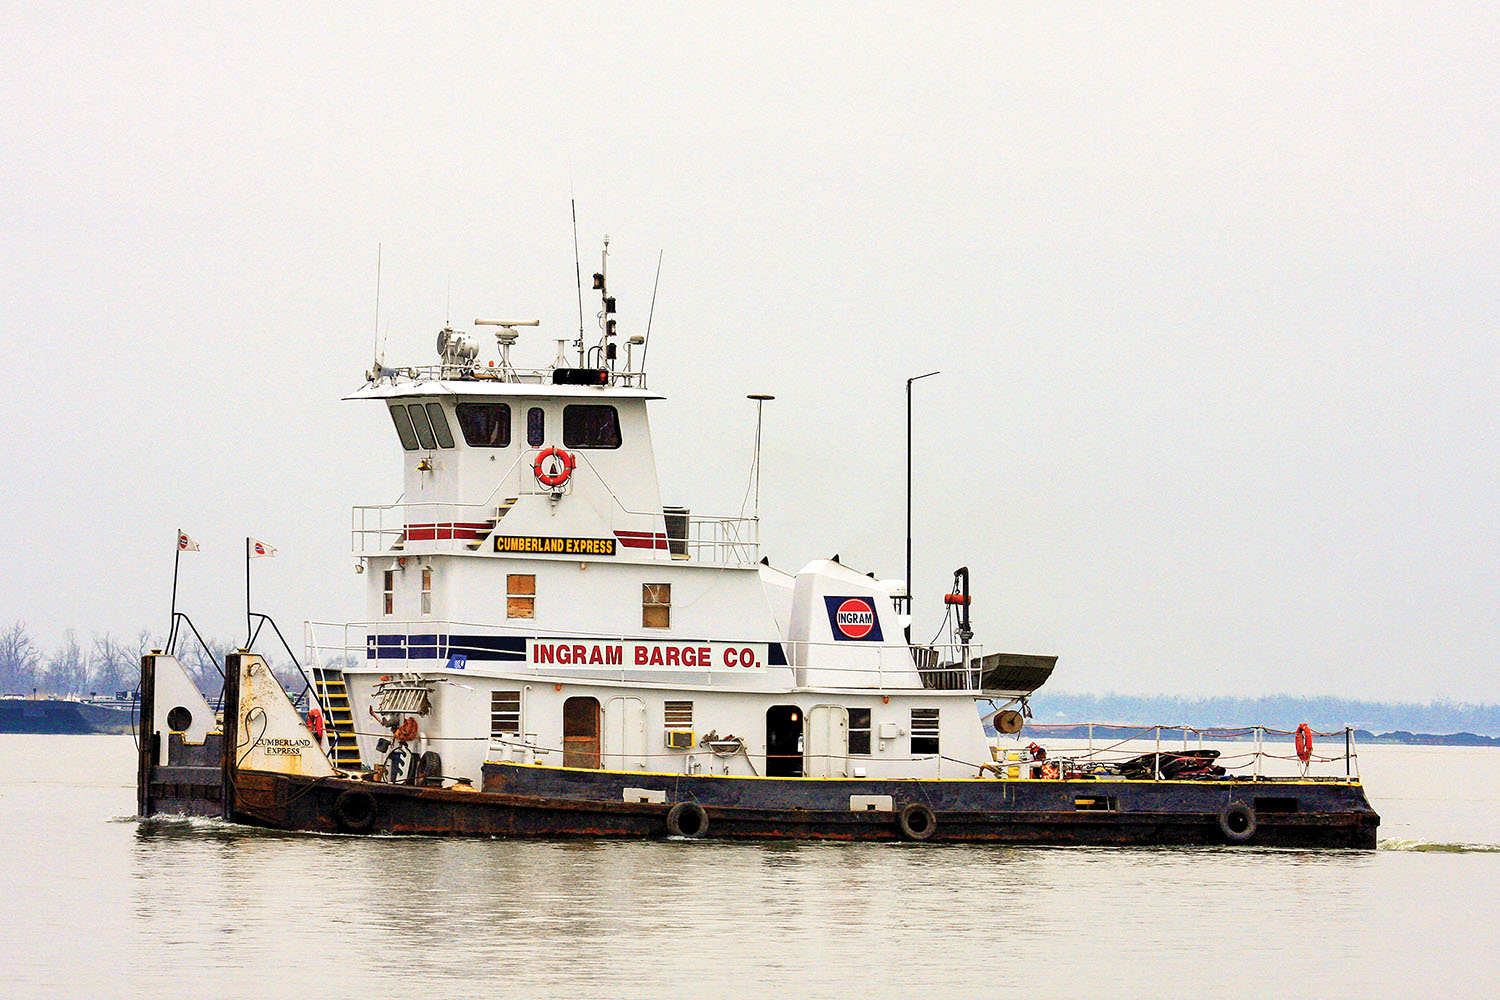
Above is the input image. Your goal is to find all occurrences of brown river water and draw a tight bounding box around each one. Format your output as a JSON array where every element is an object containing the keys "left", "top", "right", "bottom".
[{"left": 3, "top": 734, "right": 1497, "bottom": 998}]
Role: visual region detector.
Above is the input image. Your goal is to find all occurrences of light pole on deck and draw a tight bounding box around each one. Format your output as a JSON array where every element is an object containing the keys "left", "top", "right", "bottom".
[{"left": 905, "top": 371, "right": 940, "bottom": 643}]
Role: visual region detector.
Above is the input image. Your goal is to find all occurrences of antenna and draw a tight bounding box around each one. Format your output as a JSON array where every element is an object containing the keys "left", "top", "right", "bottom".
[
  {"left": 571, "top": 199, "right": 585, "bottom": 350},
  {"left": 372, "top": 243, "right": 382, "bottom": 368},
  {"left": 747, "top": 394, "right": 774, "bottom": 519},
  {"left": 640, "top": 250, "right": 663, "bottom": 377}
]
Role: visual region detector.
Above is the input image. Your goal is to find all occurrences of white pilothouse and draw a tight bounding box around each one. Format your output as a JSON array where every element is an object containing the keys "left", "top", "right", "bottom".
[{"left": 307, "top": 255, "right": 1053, "bottom": 787}]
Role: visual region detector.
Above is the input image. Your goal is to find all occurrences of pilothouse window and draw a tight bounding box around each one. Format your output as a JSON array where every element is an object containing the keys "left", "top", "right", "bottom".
[
  {"left": 527, "top": 407, "right": 545, "bottom": 447},
  {"left": 389, "top": 406, "right": 419, "bottom": 451},
  {"left": 563, "top": 405, "right": 623, "bottom": 449},
  {"left": 456, "top": 403, "right": 511, "bottom": 447},
  {"left": 408, "top": 404, "right": 438, "bottom": 450},
  {"left": 425, "top": 403, "right": 455, "bottom": 448}
]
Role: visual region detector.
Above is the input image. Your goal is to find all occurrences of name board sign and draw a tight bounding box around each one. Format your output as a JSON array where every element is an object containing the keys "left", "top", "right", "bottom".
[
  {"left": 494, "top": 535, "right": 617, "bottom": 556},
  {"left": 528, "top": 639, "right": 767, "bottom": 670}
]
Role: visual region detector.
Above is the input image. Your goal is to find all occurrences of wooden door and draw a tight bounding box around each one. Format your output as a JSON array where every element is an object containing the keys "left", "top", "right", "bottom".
[{"left": 563, "top": 696, "right": 601, "bottom": 769}]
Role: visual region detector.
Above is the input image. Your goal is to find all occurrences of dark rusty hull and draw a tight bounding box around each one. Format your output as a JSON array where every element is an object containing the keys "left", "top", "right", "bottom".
[{"left": 227, "top": 763, "right": 1379, "bottom": 848}]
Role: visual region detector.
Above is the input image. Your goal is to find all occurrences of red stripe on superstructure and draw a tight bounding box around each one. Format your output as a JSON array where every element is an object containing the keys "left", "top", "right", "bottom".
[
  {"left": 404, "top": 522, "right": 492, "bottom": 541},
  {"left": 613, "top": 530, "right": 669, "bottom": 550}
]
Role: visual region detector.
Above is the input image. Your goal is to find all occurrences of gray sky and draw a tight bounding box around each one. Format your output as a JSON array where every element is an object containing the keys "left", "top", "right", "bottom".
[{"left": 3, "top": 5, "right": 1496, "bottom": 702}]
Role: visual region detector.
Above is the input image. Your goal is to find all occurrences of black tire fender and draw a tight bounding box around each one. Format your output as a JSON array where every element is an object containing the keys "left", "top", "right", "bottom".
[
  {"left": 332, "top": 787, "right": 378, "bottom": 833},
  {"left": 1218, "top": 801, "right": 1257, "bottom": 843},
  {"left": 666, "top": 801, "right": 709, "bottom": 839},
  {"left": 898, "top": 802, "right": 937, "bottom": 841}
]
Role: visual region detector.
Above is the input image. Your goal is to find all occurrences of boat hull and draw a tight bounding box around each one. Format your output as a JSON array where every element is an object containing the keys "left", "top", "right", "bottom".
[{"left": 221, "top": 762, "right": 1378, "bottom": 848}]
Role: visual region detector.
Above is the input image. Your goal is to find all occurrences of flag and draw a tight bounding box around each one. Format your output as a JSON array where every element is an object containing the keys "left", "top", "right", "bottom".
[
  {"left": 177, "top": 530, "right": 200, "bottom": 552},
  {"left": 248, "top": 538, "right": 277, "bottom": 558}
]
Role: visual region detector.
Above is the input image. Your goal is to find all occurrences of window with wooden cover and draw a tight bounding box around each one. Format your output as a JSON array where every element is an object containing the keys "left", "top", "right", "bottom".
[
  {"left": 382, "top": 569, "right": 395, "bottom": 616},
  {"left": 421, "top": 567, "right": 433, "bottom": 615},
  {"left": 642, "top": 583, "right": 671, "bottom": 628},
  {"left": 490, "top": 690, "right": 521, "bottom": 737},
  {"left": 507, "top": 574, "right": 535, "bottom": 619},
  {"left": 911, "top": 707, "right": 940, "bottom": 755},
  {"left": 848, "top": 707, "right": 872, "bottom": 755}
]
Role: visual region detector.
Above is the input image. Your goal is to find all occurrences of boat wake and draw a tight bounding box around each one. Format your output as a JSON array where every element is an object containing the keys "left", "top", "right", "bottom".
[{"left": 1379, "top": 838, "right": 1500, "bottom": 853}]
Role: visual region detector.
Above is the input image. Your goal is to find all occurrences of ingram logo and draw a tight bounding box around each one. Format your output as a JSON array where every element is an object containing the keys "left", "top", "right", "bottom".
[{"left": 823, "top": 596, "right": 883, "bottom": 642}]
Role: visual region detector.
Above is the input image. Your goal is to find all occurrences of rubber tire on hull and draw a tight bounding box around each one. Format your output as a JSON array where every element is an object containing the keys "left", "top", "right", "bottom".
[
  {"left": 898, "top": 803, "right": 937, "bottom": 841},
  {"left": 332, "top": 787, "right": 378, "bottom": 833},
  {"left": 666, "top": 801, "right": 709, "bottom": 839},
  {"left": 1218, "top": 801, "right": 1257, "bottom": 843}
]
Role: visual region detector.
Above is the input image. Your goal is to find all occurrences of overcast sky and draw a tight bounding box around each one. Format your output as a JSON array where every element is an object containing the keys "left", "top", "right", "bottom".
[{"left": 3, "top": 5, "right": 1496, "bottom": 702}]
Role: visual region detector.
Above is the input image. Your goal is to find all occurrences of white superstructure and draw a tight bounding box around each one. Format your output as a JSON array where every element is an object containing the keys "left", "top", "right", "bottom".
[{"left": 307, "top": 257, "right": 1050, "bottom": 785}]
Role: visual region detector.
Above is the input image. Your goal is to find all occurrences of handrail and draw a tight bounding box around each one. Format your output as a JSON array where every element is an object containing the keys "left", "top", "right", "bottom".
[{"left": 1005, "top": 722, "right": 1362, "bottom": 782}]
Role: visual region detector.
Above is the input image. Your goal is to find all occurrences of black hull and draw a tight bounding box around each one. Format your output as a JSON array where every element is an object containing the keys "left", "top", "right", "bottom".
[
  {"left": 205, "top": 763, "right": 1377, "bottom": 848},
  {"left": 0, "top": 699, "right": 135, "bottom": 735}
]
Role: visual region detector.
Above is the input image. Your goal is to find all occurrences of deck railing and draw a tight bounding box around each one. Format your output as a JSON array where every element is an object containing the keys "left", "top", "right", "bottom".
[{"left": 998, "top": 723, "right": 1362, "bottom": 781}]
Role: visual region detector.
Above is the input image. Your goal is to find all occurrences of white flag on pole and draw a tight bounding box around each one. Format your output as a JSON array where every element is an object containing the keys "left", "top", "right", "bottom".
[
  {"left": 177, "top": 530, "right": 200, "bottom": 552},
  {"left": 248, "top": 538, "right": 277, "bottom": 558}
]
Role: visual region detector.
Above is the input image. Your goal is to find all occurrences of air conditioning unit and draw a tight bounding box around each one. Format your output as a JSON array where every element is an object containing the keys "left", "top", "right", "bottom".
[{"left": 664, "top": 730, "right": 694, "bottom": 750}]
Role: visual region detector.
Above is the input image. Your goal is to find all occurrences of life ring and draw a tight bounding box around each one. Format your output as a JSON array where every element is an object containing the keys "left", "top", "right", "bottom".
[
  {"left": 533, "top": 446, "right": 576, "bottom": 488},
  {"left": 666, "top": 801, "right": 709, "bottom": 838},
  {"left": 304, "top": 707, "right": 324, "bottom": 741},
  {"left": 1218, "top": 801, "right": 1257, "bottom": 843},
  {"left": 898, "top": 802, "right": 937, "bottom": 841},
  {"left": 332, "top": 787, "right": 378, "bottom": 833},
  {"left": 1295, "top": 723, "right": 1314, "bottom": 763}
]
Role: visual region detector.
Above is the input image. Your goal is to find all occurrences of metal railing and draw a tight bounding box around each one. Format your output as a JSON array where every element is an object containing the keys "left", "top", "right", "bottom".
[
  {"left": 367, "top": 364, "right": 649, "bottom": 389},
  {"left": 999, "top": 723, "right": 1363, "bottom": 782}
]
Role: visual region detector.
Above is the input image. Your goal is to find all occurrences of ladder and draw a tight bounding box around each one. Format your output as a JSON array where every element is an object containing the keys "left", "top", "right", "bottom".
[{"left": 312, "top": 666, "right": 363, "bottom": 771}]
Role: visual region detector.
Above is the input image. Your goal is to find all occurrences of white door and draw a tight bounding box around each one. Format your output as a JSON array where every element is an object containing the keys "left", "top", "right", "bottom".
[
  {"left": 602, "top": 696, "right": 647, "bottom": 770},
  {"left": 806, "top": 704, "right": 850, "bottom": 778}
]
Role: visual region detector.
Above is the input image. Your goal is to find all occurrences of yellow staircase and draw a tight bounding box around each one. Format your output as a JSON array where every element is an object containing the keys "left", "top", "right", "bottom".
[{"left": 313, "top": 667, "right": 362, "bottom": 771}]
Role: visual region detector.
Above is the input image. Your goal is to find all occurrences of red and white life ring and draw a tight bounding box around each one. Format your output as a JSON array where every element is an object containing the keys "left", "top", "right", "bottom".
[
  {"left": 533, "top": 446, "right": 576, "bottom": 488},
  {"left": 1294, "top": 723, "right": 1314, "bottom": 763}
]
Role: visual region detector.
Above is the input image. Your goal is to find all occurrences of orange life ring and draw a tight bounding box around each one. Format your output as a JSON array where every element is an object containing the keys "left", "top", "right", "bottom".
[
  {"left": 305, "top": 707, "right": 324, "bottom": 741},
  {"left": 1295, "top": 723, "right": 1313, "bottom": 763},
  {"left": 533, "top": 446, "right": 575, "bottom": 488}
]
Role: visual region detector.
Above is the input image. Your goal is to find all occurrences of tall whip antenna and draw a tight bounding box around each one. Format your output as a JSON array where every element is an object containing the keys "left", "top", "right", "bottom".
[
  {"left": 571, "top": 199, "right": 585, "bottom": 347},
  {"left": 640, "top": 250, "right": 663, "bottom": 374},
  {"left": 372, "top": 242, "right": 382, "bottom": 367}
]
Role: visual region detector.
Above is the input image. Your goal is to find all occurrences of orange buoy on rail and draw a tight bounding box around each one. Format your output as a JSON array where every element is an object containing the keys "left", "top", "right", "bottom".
[
  {"left": 1295, "top": 723, "right": 1314, "bottom": 763},
  {"left": 533, "top": 446, "right": 575, "bottom": 488},
  {"left": 305, "top": 707, "right": 324, "bottom": 741}
]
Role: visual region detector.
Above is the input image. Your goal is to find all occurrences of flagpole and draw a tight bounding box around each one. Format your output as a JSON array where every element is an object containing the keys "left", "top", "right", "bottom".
[
  {"left": 245, "top": 537, "right": 252, "bottom": 648},
  {"left": 168, "top": 532, "right": 182, "bottom": 652}
]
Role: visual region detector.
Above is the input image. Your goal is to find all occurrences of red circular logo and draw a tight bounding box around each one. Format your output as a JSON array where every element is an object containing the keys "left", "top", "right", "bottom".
[{"left": 834, "top": 598, "right": 876, "bottom": 639}]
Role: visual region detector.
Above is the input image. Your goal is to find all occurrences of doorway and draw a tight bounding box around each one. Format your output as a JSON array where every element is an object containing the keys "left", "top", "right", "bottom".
[
  {"left": 563, "top": 696, "right": 601, "bottom": 769},
  {"left": 766, "top": 705, "right": 804, "bottom": 777}
]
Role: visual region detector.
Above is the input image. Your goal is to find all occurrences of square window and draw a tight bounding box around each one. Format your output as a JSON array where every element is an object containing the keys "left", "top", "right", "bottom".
[
  {"left": 643, "top": 583, "right": 671, "bottom": 629},
  {"left": 507, "top": 574, "right": 535, "bottom": 619},
  {"left": 911, "top": 707, "right": 940, "bottom": 755},
  {"left": 491, "top": 690, "right": 521, "bottom": 736},
  {"left": 849, "top": 708, "right": 872, "bottom": 755}
]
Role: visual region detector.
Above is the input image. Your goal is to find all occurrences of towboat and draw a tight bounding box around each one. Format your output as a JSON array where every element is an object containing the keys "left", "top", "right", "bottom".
[{"left": 137, "top": 248, "right": 1379, "bottom": 847}]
